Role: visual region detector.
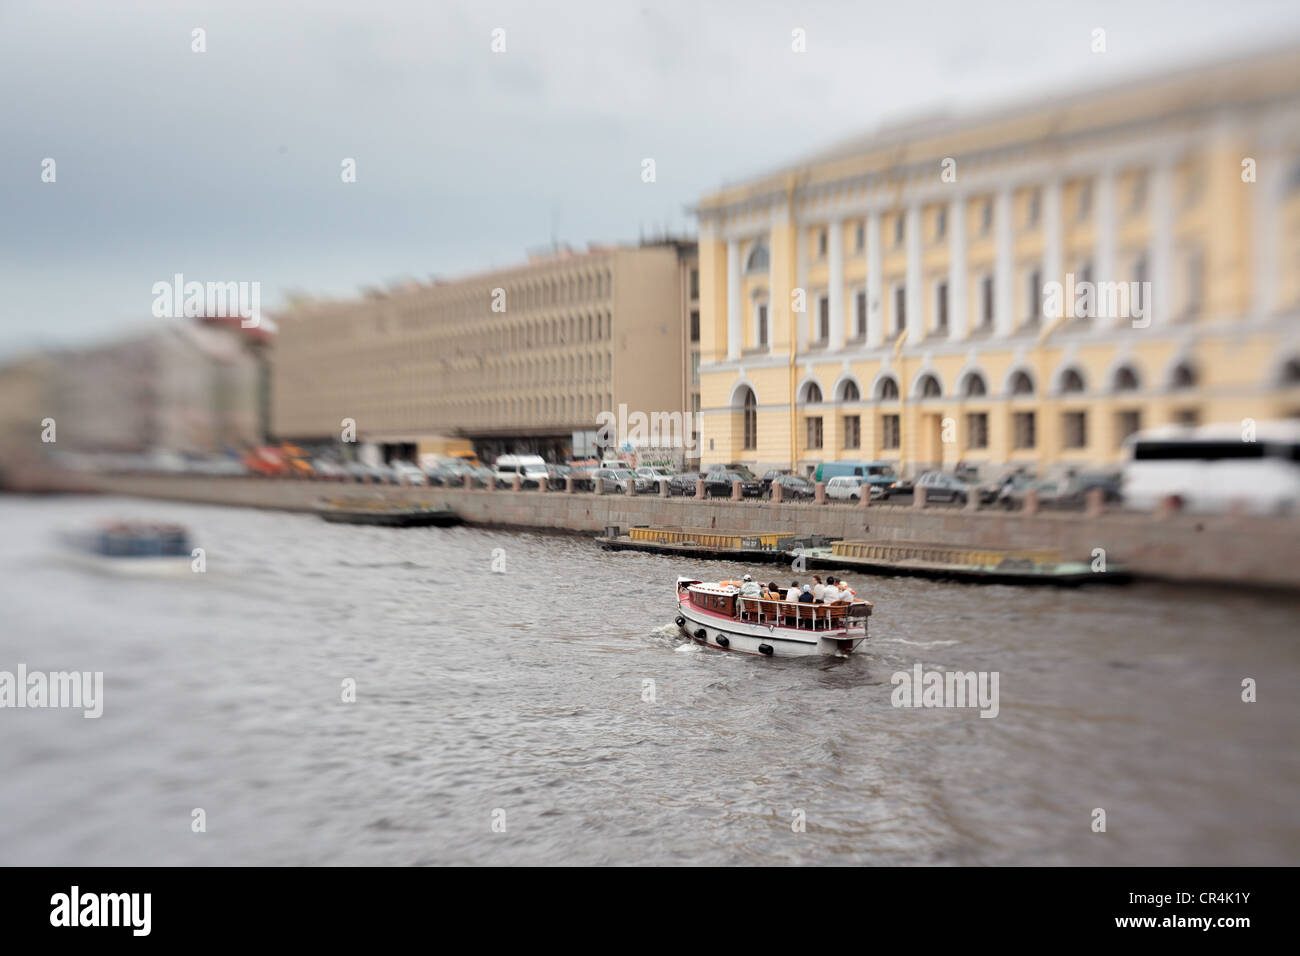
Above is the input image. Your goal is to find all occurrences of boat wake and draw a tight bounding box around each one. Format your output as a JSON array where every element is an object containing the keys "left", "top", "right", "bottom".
[{"left": 875, "top": 637, "right": 960, "bottom": 647}]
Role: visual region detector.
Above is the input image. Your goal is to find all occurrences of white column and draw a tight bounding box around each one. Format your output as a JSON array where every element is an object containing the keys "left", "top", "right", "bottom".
[
  {"left": 1253, "top": 151, "right": 1282, "bottom": 319},
  {"left": 1149, "top": 161, "right": 1174, "bottom": 326},
  {"left": 796, "top": 221, "right": 808, "bottom": 350},
  {"left": 768, "top": 225, "right": 778, "bottom": 353},
  {"left": 905, "top": 202, "right": 922, "bottom": 339},
  {"left": 994, "top": 187, "right": 1014, "bottom": 336},
  {"left": 947, "top": 195, "right": 967, "bottom": 341},
  {"left": 866, "top": 210, "right": 883, "bottom": 347},
  {"left": 828, "top": 219, "right": 845, "bottom": 349},
  {"left": 1094, "top": 169, "right": 1118, "bottom": 328},
  {"left": 1042, "top": 180, "right": 1062, "bottom": 320},
  {"left": 726, "top": 239, "right": 741, "bottom": 360}
]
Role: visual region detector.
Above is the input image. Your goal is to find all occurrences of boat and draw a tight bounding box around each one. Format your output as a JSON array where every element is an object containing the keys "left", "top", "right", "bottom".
[
  {"left": 673, "top": 576, "right": 873, "bottom": 658},
  {"left": 788, "top": 541, "right": 1131, "bottom": 585},
  {"left": 314, "top": 498, "right": 461, "bottom": 527},
  {"left": 61, "top": 521, "right": 196, "bottom": 577}
]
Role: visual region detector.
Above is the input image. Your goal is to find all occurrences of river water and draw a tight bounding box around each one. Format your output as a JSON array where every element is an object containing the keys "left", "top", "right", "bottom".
[{"left": 0, "top": 495, "right": 1296, "bottom": 866}]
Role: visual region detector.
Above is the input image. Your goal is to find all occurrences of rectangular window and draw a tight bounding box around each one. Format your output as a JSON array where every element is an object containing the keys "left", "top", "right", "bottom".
[
  {"left": 690, "top": 309, "right": 699, "bottom": 343},
  {"left": 936, "top": 207, "right": 947, "bottom": 241},
  {"left": 894, "top": 215, "right": 905, "bottom": 247},
  {"left": 756, "top": 303, "right": 769, "bottom": 347},
  {"left": 1115, "top": 409, "right": 1141, "bottom": 446},
  {"left": 818, "top": 295, "right": 830, "bottom": 342},
  {"left": 981, "top": 276, "right": 994, "bottom": 328},
  {"left": 817, "top": 230, "right": 827, "bottom": 258},
  {"left": 1077, "top": 181, "right": 1093, "bottom": 221},
  {"left": 1063, "top": 411, "right": 1087, "bottom": 449},
  {"left": 843, "top": 415, "right": 861, "bottom": 450},
  {"left": 854, "top": 290, "right": 867, "bottom": 338},
  {"left": 894, "top": 286, "right": 906, "bottom": 334},
  {"left": 935, "top": 281, "right": 949, "bottom": 332},
  {"left": 1013, "top": 411, "right": 1036, "bottom": 450},
  {"left": 881, "top": 413, "right": 901, "bottom": 450},
  {"left": 689, "top": 268, "right": 699, "bottom": 300},
  {"left": 806, "top": 416, "right": 823, "bottom": 450},
  {"left": 981, "top": 199, "right": 993, "bottom": 234},
  {"left": 691, "top": 352, "right": 700, "bottom": 385},
  {"left": 855, "top": 222, "right": 865, "bottom": 251},
  {"left": 1174, "top": 408, "right": 1200, "bottom": 428},
  {"left": 1028, "top": 269, "right": 1041, "bottom": 321},
  {"left": 966, "top": 412, "right": 988, "bottom": 449}
]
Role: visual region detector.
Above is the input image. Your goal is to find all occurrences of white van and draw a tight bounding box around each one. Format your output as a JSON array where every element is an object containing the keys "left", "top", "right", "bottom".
[
  {"left": 494, "top": 454, "right": 550, "bottom": 488},
  {"left": 825, "top": 476, "right": 868, "bottom": 501},
  {"left": 1122, "top": 420, "right": 1300, "bottom": 514}
]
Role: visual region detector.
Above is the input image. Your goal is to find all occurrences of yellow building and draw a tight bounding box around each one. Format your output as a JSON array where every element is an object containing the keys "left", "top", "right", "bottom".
[{"left": 693, "top": 46, "right": 1300, "bottom": 477}]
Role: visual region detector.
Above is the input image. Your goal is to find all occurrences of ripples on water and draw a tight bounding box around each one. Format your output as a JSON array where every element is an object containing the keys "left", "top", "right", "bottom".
[{"left": 0, "top": 496, "right": 1297, "bottom": 865}]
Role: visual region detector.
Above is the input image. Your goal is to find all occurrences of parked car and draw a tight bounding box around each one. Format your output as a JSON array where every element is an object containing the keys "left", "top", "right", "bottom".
[
  {"left": 312, "top": 459, "right": 347, "bottom": 481},
  {"left": 668, "top": 473, "right": 702, "bottom": 497},
  {"left": 996, "top": 476, "right": 1070, "bottom": 509},
  {"left": 702, "top": 471, "right": 763, "bottom": 498},
  {"left": 494, "top": 454, "right": 550, "bottom": 488},
  {"left": 389, "top": 460, "right": 428, "bottom": 486},
  {"left": 635, "top": 467, "right": 674, "bottom": 483},
  {"left": 707, "top": 462, "right": 759, "bottom": 482},
  {"left": 767, "top": 474, "right": 815, "bottom": 500},
  {"left": 915, "top": 470, "right": 971, "bottom": 504},
  {"left": 760, "top": 469, "right": 792, "bottom": 494},
  {"left": 590, "top": 467, "right": 632, "bottom": 493},
  {"left": 812, "top": 460, "right": 901, "bottom": 498},
  {"left": 826, "top": 476, "right": 877, "bottom": 501}
]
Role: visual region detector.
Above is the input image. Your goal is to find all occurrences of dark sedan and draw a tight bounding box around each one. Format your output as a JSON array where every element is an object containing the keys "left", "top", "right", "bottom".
[
  {"left": 668, "top": 473, "right": 702, "bottom": 497},
  {"left": 767, "top": 474, "right": 815, "bottom": 500},
  {"left": 702, "top": 471, "right": 764, "bottom": 498}
]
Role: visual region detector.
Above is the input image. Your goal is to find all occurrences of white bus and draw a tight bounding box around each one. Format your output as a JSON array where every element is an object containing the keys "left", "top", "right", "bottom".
[{"left": 1122, "top": 420, "right": 1300, "bottom": 515}]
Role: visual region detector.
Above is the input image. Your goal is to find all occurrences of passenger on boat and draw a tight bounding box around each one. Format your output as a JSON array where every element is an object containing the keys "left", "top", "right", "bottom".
[
  {"left": 797, "top": 582, "right": 815, "bottom": 602},
  {"left": 786, "top": 581, "right": 801, "bottom": 601},
  {"left": 823, "top": 578, "right": 841, "bottom": 604},
  {"left": 837, "top": 579, "right": 856, "bottom": 602},
  {"left": 765, "top": 581, "right": 781, "bottom": 599},
  {"left": 812, "top": 575, "right": 825, "bottom": 602},
  {"left": 738, "top": 574, "right": 763, "bottom": 598}
]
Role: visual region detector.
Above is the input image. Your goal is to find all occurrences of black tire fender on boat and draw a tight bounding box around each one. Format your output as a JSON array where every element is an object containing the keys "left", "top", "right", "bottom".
[
  {"left": 716, "top": 635, "right": 729, "bottom": 648},
  {"left": 758, "top": 643, "right": 774, "bottom": 656},
  {"left": 694, "top": 628, "right": 707, "bottom": 641},
  {"left": 675, "top": 616, "right": 686, "bottom": 628}
]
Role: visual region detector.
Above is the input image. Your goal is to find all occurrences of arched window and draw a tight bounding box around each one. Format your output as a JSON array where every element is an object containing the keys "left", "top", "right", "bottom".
[
  {"left": 876, "top": 376, "right": 900, "bottom": 401},
  {"left": 801, "top": 381, "right": 823, "bottom": 404},
  {"left": 1059, "top": 368, "right": 1086, "bottom": 394},
  {"left": 1113, "top": 365, "right": 1140, "bottom": 392},
  {"left": 1009, "top": 370, "right": 1035, "bottom": 395},
  {"left": 745, "top": 240, "right": 770, "bottom": 273},
  {"left": 740, "top": 387, "right": 758, "bottom": 450},
  {"left": 1170, "top": 362, "right": 1197, "bottom": 390},
  {"left": 962, "top": 372, "right": 987, "bottom": 397},
  {"left": 917, "top": 373, "right": 942, "bottom": 398},
  {"left": 840, "top": 380, "right": 861, "bottom": 402}
]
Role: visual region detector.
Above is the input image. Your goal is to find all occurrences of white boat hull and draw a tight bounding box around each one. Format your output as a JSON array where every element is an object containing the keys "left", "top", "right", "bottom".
[
  {"left": 674, "top": 589, "right": 869, "bottom": 658},
  {"left": 62, "top": 550, "right": 195, "bottom": 578}
]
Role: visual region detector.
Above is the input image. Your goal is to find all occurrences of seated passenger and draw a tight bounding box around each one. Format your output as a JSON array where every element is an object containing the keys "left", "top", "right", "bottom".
[
  {"left": 786, "top": 581, "right": 802, "bottom": 601},
  {"left": 823, "top": 578, "right": 841, "bottom": 604},
  {"left": 812, "top": 575, "right": 825, "bottom": 602},
  {"left": 738, "top": 574, "right": 762, "bottom": 598},
  {"left": 798, "top": 583, "right": 815, "bottom": 602}
]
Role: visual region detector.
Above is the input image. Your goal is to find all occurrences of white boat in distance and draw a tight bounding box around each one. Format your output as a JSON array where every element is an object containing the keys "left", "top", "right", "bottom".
[{"left": 673, "top": 577, "right": 873, "bottom": 658}]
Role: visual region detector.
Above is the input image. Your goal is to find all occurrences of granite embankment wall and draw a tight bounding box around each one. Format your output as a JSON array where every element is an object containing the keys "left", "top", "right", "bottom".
[{"left": 80, "top": 475, "right": 1300, "bottom": 589}]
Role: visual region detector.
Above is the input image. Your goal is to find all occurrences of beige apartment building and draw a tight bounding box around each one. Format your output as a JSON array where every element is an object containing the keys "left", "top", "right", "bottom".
[{"left": 271, "top": 240, "right": 699, "bottom": 465}]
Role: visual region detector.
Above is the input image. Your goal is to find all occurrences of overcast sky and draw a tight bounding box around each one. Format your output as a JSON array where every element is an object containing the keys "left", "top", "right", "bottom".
[{"left": 2, "top": 0, "right": 1298, "bottom": 357}]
